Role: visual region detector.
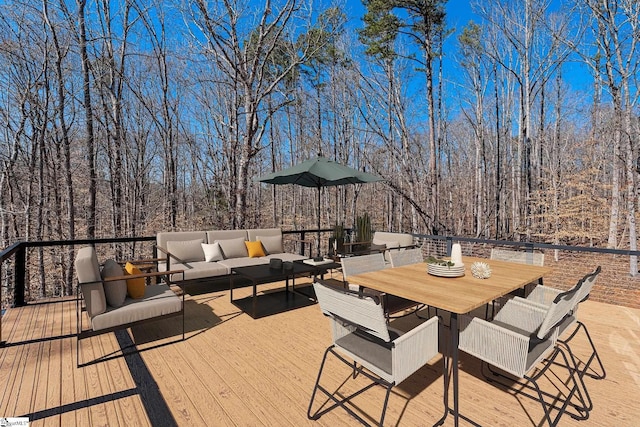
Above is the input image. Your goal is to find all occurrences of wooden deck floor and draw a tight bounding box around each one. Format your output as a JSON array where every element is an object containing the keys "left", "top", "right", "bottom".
[{"left": 1, "top": 278, "right": 639, "bottom": 426}]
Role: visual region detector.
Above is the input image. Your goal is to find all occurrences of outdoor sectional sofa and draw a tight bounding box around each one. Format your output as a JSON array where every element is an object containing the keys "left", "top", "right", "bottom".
[{"left": 156, "top": 228, "right": 308, "bottom": 282}]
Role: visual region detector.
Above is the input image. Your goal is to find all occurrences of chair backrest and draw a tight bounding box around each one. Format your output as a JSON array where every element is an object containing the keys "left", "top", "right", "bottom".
[
  {"left": 575, "top": 266, "right": 601, "bottom": 304},
  {"left": 313, "top": 280, "right": 390, "bottom": 342},
  {"left": 536, "top": 267, "right": 601, "bottom": 339},
  {"left": 341, "top": 252, "right": 386, "bottom": 279},
  {"left": 490, "top": 248, "right": 544, "bottom": 266},
  {"left": 75, "top": 246, "right": 101, "bottom": 283},
  {"left": 389, "top": 248, "right": 423, "bottom": 268}
]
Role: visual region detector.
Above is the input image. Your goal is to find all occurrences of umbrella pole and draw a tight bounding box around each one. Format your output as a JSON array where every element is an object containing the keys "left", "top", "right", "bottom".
[{"left": 317, "top": 187, "right": 321, "bottom": 258}]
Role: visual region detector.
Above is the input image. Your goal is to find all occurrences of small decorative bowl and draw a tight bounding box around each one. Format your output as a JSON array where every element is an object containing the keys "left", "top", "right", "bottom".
[{"left": 470, "top": 261, "right": 492, "bottom": 279}]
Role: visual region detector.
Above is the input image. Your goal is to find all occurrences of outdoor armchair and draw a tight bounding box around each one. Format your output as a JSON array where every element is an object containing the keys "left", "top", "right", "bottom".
[
  {"left": 516, "top": 266, "right": 604, "bottom": 384},
  {"left": 308, "top": 280, "right": 441, "bottom": 426},
  {"left": 75, "top": 246, "right": 185, "bottom": 367},
  {"left": 458, "top": 283, "right": 589, "bottom": 426}
]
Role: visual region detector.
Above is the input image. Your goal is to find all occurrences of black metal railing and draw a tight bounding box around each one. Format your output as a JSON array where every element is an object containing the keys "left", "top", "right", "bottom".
[{"left": 4, "top": 230, "right": 640, "bottom": 309}]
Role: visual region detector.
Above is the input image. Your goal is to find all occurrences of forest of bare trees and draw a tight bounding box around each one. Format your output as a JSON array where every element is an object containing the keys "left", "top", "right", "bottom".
[{"left": 1, "top": 0, "right": 639, "bottom": 283}]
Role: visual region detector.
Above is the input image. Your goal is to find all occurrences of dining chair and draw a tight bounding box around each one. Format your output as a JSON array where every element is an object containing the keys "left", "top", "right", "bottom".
[
  {"left": 308, "top": 280, "right": 441, "bottom": 426},
  {"left": 342, "top": 253, "right": 425, "bottom": 319},
  {"left": 515, "top": 266, "right": 604, "bottom": 385},
  {"left": 388, "top": 247, "right": 423, "bottom": 267},
  {"left": 458, "top": 283, "right": 589, "bottom": 426},
  {"left": 482, "top": 247, "right": 546, "bottom": 319}
]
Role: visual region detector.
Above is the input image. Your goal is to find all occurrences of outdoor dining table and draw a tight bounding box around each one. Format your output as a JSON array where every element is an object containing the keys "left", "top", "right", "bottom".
[{"left": 348, "top": 256, "right": 553, "bottom": 427}]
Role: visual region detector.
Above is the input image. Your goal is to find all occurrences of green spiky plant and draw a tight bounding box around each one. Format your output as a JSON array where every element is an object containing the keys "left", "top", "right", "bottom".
[{"left": 356, "top": 213, "right": 372, "bottom": 248}]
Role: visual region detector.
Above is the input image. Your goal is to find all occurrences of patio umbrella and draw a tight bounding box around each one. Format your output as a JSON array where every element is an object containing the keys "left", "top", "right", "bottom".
[{"left": 257, "top": 156, "right": 383, "bottom": 256}]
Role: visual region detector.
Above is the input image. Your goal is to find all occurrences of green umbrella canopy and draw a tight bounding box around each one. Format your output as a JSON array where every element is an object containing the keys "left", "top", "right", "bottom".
[
  {"left": 257, "top": 156, "right": 383, "bottom": 187},
  {"left": 257, "top": 156, "right": 383, "bottom": 256}
]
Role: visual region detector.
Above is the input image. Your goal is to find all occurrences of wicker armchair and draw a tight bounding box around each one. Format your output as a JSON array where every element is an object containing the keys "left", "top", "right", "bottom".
[
  {"left": 308, "top": 280, "right": 441, "bottom": 426},
  {"left": 459, "top": 284, "right": 589, "bottom": 426}
]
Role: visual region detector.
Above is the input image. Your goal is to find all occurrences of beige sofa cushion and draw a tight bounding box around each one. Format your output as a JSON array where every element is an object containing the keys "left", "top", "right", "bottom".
[
  {"left": 91, "top": 283, "right": 182, "bottom": 331},
  {"left": 373, "top": 232, "right": 414, "bottom": 248},
  {"left": 166, "top": 238, "right": 205, "bottom": 263},
  {"left": 247, "top": 228, "right": 281, "bottom": 241},
  {"left": 157, "top": 231, "right": 207, "bottom": 252},
  {"left": 216, "top": 237, "right": 248, "bottom": 259},
  {"left": 207, "top": 229, "right": 247, "bottom": 243},
  {"left": 256, "top": 234, "right": 283, "bottom": 254}
]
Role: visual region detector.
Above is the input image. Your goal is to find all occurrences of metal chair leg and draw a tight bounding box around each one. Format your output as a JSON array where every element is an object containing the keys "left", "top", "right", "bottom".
[{"left": 308, "top": 345, "right": 395, "bottom": 426}]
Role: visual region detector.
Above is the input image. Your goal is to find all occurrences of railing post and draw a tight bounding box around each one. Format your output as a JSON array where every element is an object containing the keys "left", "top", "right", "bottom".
[
  {"left": 300, "top": 231, "right": 306, "bottom": 256},
  {"left": 14, "top": 244, "right": 26, "bottom": 307}
]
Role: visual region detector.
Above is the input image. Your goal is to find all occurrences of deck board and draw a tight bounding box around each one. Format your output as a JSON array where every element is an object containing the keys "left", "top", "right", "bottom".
[{"left": 0, "top": 280, "right": 638, "bottom": 426}]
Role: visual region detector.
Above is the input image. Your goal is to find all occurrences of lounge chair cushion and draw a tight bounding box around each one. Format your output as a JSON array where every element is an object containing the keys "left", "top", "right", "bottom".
[
  {"left": 79, "top": 282, "right": 107, "bottom": 319},
  {"left": 335, "top": 329, "right": 402, "bottom": 376},
  {"left": 201, "top": 242, "right": 223, "bottom": 262},
  {"left": 124, "top": 262, "right": 146, "bottom": 299},
  {"left": 166, "top": 238, "right": 205, "bottom": 263},
  {"left": 75, "top": 246, "right": 107, "bottom": 318},
  {"left": 101, "top": 259, "right": 127, "bottom": 307},
  {"left": 245, "top": 240, "right": 266, "bottom": 257},
  {"left": 216, "top": 237, "right": 248, "bottom": 259},
  {"left": 256, "top": 234, "right": 283, "bottom": 254},
  {"left": 90, "top": 283, "right": 182, "bottom": 331}
]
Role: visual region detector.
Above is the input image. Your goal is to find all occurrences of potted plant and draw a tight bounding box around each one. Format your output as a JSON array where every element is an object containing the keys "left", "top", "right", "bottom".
[
  {"left": 330, "top": 222, "right": 345, "bottom": 255},
  {"left": 355, "top": 213, "right": 372, "bottom": 251}
]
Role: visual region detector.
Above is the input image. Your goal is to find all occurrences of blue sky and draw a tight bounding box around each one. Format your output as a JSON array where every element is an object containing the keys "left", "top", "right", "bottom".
[{"left": 340, "top": 0, "right": 594, "bottom": 101}]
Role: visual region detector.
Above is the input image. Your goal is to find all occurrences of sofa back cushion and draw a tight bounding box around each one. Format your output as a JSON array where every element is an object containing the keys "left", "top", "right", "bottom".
[
  {"left": 247, "top": 228, "right": 281, "bottom": 241},
  {"left": 157, "top": 231, "right": 207, "bottom": 253},
  {"left": 256, "top": 234, "right": 283, "bottom": 254},
  {"left": 216, "top": 237, "right": 248, "bottom": 259},
  {"left": 372, "top": 231, "right": 414, "bottom": 248},
  {"left": 166, "top": 238, "right": 205, "bottom": 263},
  {"left": 207, "top": 229, "right": 247, "bottom": 243}
]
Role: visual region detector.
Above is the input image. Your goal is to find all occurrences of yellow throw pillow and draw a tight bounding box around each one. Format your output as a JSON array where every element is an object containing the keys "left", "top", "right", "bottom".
[
  {"left": 245, "top": 240, "right": 266, "bottom": 258},
  {"left": 124, "top": 262, "right": 146, "bottom": 299}
]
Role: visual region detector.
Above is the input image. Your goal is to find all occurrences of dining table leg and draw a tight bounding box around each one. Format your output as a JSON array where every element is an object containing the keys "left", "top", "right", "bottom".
[
  {"left": 451, "top": 312, "right": 459, "bottom": 427},
  {"left": 434, "top": 312, "right": 460, "bottom": 427}
]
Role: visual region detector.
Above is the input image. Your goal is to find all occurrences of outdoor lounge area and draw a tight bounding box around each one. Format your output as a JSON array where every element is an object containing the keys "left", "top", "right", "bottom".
[{"left": 1, "top": 264, "right": 639, "bottom": 426}]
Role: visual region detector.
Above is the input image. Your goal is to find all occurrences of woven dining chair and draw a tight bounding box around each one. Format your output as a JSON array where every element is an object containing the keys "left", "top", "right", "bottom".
[
  {"left": 308, "top": 280, "right": 441, "bottom": 426},
  {"left": 388, "top": 247, "right": 424, "bottom": 267},
  {"left": 514, "top": 266, "right": 603, "bottom": 411},
  {"left": 341, "top": 253, "right": 424, "bottom": 319},
  {"left": 458, "top": 283, "right": 589, "bottom": 426}
]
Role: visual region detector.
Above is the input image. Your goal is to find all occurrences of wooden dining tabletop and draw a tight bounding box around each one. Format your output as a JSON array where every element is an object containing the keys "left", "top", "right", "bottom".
[{"left": 348, "top": 256, "right": 553, "bottom": 314}]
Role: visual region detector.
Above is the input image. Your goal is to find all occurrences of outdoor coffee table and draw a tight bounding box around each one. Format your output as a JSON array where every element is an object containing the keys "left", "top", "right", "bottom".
[{"left": 230, "top": 261, "right": 339, "bottom": 319}]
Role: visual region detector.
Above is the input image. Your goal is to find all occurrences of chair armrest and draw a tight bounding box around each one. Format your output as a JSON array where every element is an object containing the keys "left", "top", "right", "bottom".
[
  {"left": 493, "top": 298, "right": 547, "bottom": 334},
  {"left": 391, "top": 316, "right": 439, "bottom": 383},
  {"left": 102, "top": 269, "right": 185, "bottom": 283},
  {"left": 459, "top": 315, "right": 530, "bottom": 377},
  {"left": 122, "top": 258, "right": 165, "bottom": 265}
]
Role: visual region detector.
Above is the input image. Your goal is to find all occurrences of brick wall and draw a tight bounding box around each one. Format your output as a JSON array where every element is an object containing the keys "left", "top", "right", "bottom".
[{"left": 419, "top": 240, "right": 640, "bottom": 310}]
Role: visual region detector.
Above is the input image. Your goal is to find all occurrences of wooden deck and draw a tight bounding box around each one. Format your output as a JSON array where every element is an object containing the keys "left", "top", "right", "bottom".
[{"left": 1, "top": 278, "right": 639, "bottom": 426}]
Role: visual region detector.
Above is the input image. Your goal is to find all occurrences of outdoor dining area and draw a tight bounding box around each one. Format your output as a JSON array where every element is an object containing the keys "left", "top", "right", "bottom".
[{"left": 1, "top": 238, "right": 639, "bottom": 427}]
